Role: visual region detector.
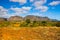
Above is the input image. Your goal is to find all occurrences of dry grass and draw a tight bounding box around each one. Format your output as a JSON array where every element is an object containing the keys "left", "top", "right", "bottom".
[{"left": 0, "top": 27, "right": 60, "bottom": 40}]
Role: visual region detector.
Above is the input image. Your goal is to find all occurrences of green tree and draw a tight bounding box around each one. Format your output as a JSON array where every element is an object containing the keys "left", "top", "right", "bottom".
[
  {"left": 0, "top": 21, "right": 10, "bottom": 27},
  {"left": 41, "top": 21, "right": 47, "bottom": 26},
  {"left": 20, "top": 19, "right": 31, "bottom": 27},
  {"left": 26, "top": 19, "right": 30, "bottom": 24},
  {"left": 55, "top": 21, "right": 60, "bottom": 27}
]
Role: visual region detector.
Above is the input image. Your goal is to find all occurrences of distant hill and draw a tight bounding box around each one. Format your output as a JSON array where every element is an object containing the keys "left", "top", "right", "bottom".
[
  {"left": 0, "top": 15, "right": 59, "bottom": 22},
  {"left": 7, "top": 16, "right": 23, "bottom": 21},
  {"left": 24, "top": 15, "right": 50, "bottom": 21}
]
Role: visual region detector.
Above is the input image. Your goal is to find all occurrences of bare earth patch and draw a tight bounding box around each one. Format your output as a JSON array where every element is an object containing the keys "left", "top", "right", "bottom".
[{"left": 0, "top": 27, "right": 60, "bottom": 40}]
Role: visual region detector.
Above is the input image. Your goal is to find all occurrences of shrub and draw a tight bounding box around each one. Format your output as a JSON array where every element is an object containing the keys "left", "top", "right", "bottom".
[
  {"left": 0, "top": 21, "right": 10, "bottom": 27},
  {"left": 55, "top": 22, "right": 60, "bottom": 27},
  {"left": 41, "top": 21, "right": 47, "bottom": 26}
]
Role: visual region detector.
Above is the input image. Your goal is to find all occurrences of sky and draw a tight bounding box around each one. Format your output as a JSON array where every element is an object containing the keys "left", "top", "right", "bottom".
[{"left": 0, "top": 0, "right": 60, "bottom": 20}]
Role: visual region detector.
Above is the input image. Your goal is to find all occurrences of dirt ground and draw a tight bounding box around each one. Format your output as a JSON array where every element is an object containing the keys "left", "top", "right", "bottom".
[{"left": 0, "top": 27, "right": 60, "bottom": 40}]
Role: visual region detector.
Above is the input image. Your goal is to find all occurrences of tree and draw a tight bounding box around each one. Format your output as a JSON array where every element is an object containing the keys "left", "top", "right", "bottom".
[
  {"left": 25, "top": 19, "right": 30, "bottom": 24},
  {"left": 20, "top": 19, "right": 31, "bottom": 27},
  {"left": 55, "top": 21, "right": 60, "bottom": 27},
  {"left": 41, "top": 21, "right": 47, "bottom": 26},
  {"left": 32, "top": 21, "right": 40, "bottom": 27},
  {"left": 0, "top": 21, "right": 10, "bottom": 27}
]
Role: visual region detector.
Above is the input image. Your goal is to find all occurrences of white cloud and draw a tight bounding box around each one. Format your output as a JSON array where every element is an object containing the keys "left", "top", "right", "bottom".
[
  {"left": 22, "top": 7, "right": 32, "bottom": 11},
  {"left": 30, "top": 0, "right": 47, "bottom": 3},
  {"left": 30, "top": 0, "right": 34, "bottom": 2},
  {"left": 33, "top": 1, "right": 44, "bottom": 7},
  {"left": 10, "top": 7, "right": 32, "bottom": 15},
  {"left": 33, "top": 0, "right": 46, "bottom": 7},
  {"left": 0, "top": 6, "right": 8, "bottom": 17},
  {"left": 35, "top": 6, "right": 48, "bottom": 12},
  {"left": 30, "top": 0, "right": 46, "bottom": 3},
  {"left": 49, "top": 1, "right": 60, "bottom": 6},
  {"left": 10, "top": 0, "right": 27, "bottom": 4},
  {"left": 33, "top": 0, "right": 47, "bottom": 7},
  {"left": 32, "top": 0, "right": 48, "bottom": 12}
]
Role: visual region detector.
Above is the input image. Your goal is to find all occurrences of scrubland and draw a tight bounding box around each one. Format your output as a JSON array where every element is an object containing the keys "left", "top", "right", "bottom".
[{"left": 0, "top": 27, "right": 60, "bottom": 40}]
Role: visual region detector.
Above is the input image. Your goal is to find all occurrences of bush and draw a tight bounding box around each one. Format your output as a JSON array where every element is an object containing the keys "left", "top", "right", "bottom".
[
  {"left": 0, "top": 21, "right": 10, "bottom": 27},
  {"left": 55, "top": 22, "right": 60, "bottom": 27},
  {"left": 41, "top": 21, "right": 47, "bottom": 26}
]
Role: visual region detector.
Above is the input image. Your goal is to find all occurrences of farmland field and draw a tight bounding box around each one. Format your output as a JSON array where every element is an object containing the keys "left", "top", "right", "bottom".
[{"left": 0, "top": 27, "right": 60, "bottom": 40}]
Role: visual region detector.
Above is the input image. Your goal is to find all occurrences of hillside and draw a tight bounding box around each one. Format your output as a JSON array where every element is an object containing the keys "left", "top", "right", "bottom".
[
  {"left": 0, "top": 15, "right": 56, "bottom": 21},
  {"left": 24, "top": 15, "right": 50, "bottom": 21},
  {"left": 8, "top": 16, "right": 23, "bottom": 21}
]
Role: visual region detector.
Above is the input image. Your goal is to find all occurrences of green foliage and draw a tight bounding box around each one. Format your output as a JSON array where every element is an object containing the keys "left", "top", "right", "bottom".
[
  {"left": 0, "top": 21, "right": 10, "bottom": 27},
  {"left": 20, "top": 21, "right": 28, "bottom": 27},
  {"left": 40, "top": 21, "right": 47, "bottom": 26},
  {"left": 32, "top": 21, "right": 40, "bottom": 27},
  {"left": 25, "top": 19, "right": 30, "bottom": 24},
  {"left": 0, "top": 20, "right": 60, "bottom": 27},
  {"left": 55, "top": 22, "right": 60, "bottom": 27},
  {"left": 19, "top": 20, "right": 60, "bottom": 27}
]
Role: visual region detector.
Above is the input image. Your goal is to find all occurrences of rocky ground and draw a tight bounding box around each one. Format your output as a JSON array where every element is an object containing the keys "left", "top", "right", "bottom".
[{"left": 0, "top": 27, "right": 60, "bottom": 40}]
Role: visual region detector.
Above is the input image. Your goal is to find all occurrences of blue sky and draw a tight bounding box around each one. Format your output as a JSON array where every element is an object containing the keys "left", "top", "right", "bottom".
[{"left": 0, "top": 0, "right": 60, "bottom": 20}]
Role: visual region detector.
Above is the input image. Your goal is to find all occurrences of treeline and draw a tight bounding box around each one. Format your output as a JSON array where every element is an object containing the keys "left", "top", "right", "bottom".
[
  {"left": 20, "top": 19, "right": 60, "bottom": 27},
  {"left": 0, "top": 19, "right": 60, "bottom": 27}
]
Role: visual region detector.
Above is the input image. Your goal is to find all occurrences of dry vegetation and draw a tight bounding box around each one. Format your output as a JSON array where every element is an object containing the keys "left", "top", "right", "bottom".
[{"left": 0, "top": 27, "right": 60, "bottom": 40}]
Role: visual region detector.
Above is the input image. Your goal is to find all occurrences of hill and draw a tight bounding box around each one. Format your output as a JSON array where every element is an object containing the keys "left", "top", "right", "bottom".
[
  {"left": 8, "top": 15, "right": 51, "bottom": 21},
  {"left": 24, "top": 15, "right": 50, "bottom": 21},
  {"left": 7, "top": 16, "right": 23, "bottom": 21},
  {"left": 0, "top": 15, "right": 58, "bottom": 22}
]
